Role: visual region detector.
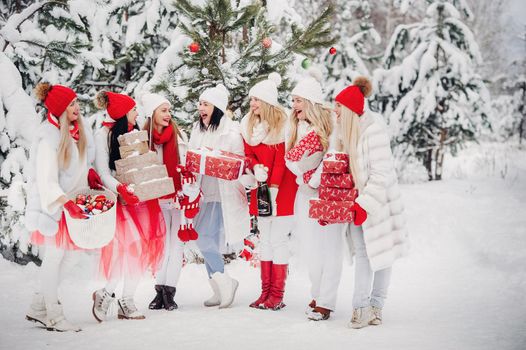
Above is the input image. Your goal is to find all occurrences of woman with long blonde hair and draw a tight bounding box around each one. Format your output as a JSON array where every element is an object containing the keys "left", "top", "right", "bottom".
[
  {"left": 240, "top": 73, "right": 298, "bottom": 310},
  {"left": 25, "top": 82, "right": 100, "bottom": 332},
  {"left": 334, "top": 77, "right": 408, "bottom": 329},
  {"left": 285, "top": 69, "right": 346, "bottom": 321}
]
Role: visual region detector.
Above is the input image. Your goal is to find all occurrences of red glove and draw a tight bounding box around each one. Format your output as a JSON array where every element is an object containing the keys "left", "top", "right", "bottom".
[
  {"left": 87, "top": 168, "right": 103, "bottom": 190},
  {"left": 117, "top": 183, "right": 139, "bottom": 205},
  {"left": 352, "top": 202, "right": 367, "bottom": 226},
  {"left": 64, "top": 200, "right": 88, "bottom": 219}
]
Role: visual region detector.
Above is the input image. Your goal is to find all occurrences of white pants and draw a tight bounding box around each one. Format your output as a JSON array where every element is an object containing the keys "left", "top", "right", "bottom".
[
  {"left": 39, "top": 244, "right": 79, "bottom": 307},
  {"left": 294, "top": 189, "right": 344, "bottom": 311},
  {"left": 258, "top": 216, "right": 293, "bottom": 264},
  {"left": 349, "top": 225, "right": 392, "bottom": 308},
  {"left": 155, "top": 200, "right": 185, "bottom": 287}
]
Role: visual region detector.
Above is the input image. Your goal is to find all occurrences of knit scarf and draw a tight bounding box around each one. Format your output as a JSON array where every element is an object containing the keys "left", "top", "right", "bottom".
[
  {"left": 47, "top": 111, "right": 79, "bottom": 141},
  {"left": 152, "top": 125, "right": 181, "bottom": 194}
]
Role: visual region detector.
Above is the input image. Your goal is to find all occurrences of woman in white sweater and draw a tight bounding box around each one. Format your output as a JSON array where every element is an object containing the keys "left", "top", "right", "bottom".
[
  {"left": 333, "top": 77, "right": 408, "bottom": 329},
  {"left": 25, "top": 82, "right": 98, "bottom": 332}
]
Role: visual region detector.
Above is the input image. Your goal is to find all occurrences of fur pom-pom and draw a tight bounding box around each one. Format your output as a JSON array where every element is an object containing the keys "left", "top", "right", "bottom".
[
  {"left": 353, "top": 76, "right": 373, "bottom": 98},
  {"left": 34, "top": 82, "right": 52, "bottom": 102},
  {"left": 268, "top": 72, "right": 282, "bottom": 87},
  {"left": 307, "top": 67, "right": 323, "bottom": 83},
  {"left": 94, "top": 90, "right": 109, "bottom": 109}
]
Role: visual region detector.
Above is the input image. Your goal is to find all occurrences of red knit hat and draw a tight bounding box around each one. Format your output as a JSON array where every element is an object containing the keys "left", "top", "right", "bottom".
[
  {"left": 34, "top": 83, "right": 77, "bottom": 117},
  {"left": 335, "top": 76, "right": 373, "bottom": 116},
  {"left": 96, "top": 91, "right": 136, "bottom": 120}
]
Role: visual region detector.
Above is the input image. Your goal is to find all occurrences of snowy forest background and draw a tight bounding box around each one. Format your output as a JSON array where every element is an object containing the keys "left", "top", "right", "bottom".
[{"left": 0, "top": 0, "right": 525, "bottom": 263}]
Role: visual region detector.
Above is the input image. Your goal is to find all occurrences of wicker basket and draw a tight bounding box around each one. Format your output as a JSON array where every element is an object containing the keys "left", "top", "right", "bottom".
[{"left": 64, "top": 187, "right": 117, "bottom": 249}]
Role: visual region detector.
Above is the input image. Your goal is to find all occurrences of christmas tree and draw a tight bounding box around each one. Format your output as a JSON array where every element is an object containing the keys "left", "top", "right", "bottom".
[
  {"left": 148, "top": 0, "right": 335, "bottom": 125},
  {"left": 373, "top": 0, "right": 490, "bottom": 181}
]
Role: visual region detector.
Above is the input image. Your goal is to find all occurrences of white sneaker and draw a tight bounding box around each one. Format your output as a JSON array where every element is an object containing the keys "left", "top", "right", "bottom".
[
  {"left": 204, "top": 279, "right": 221, "bottom": 307},
  {"left": 369, "top": 306, "right": 382, "bottom": 326},
  {"left": 26, "top": 293, "right": 46, "bottom": 326},
  {"left": 45, "top": 303, "right": 81, "bottom": 332},
  {"left": 117, "top": 297, "right": 145, "bottom": 320},
  {"left": 92, "top": 289, "right": 115, "bottom": 322},
  {"left": 211, "top": 272, "right": 239, "bottom": 309},
  {"left": 348, "top": 306, "right": 374, "bottom": 329}
]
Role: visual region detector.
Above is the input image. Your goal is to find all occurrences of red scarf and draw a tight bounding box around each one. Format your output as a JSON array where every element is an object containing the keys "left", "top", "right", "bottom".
[
  {"left": 152, "top": 125, "right": 181, "bottom": 195},
  {"left": 102, "top": 120, "right": 135, "bottom": 132},
  {"left": 47, "top": 111, "right": 79, "bottom": 141}
]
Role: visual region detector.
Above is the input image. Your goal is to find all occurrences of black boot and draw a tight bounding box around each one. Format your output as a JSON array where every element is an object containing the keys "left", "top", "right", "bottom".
[
  {"left": 148, "top": 285, "right": 164, "bottom": 310},
  {"left": 163, "top": 286, "right": 178, "bottom": 311}
]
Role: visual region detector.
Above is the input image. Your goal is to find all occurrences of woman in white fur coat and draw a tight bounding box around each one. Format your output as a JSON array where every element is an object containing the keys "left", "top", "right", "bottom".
[
  {"left": 333, "top": 77, "right": 408, "bottom": 329},
  {"left": 188, "top": 84, "right": 250, "bottom": 309},
  {"left": 24, "top": 82, "right": 98, "bottom": 332}
]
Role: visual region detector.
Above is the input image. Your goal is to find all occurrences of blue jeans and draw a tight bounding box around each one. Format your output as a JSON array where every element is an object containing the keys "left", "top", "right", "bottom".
[{"left": 195, "top": 201, "right": 225, "bottom": 277}]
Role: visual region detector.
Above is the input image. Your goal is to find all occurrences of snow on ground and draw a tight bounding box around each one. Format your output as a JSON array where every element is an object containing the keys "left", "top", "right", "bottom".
[{"left": 1, "top": 172, "right": 526, "bottom": 349}]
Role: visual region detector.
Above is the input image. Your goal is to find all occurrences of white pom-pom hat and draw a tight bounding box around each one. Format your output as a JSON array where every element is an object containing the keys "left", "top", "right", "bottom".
[
  {"left": 249, "top": 72, "right": 282, "bottom": 107},
  {"left": 140, "top": 92, "right": 171, "bottom": 119},
  {"left": 199, "top": 84, "right": 230, "bottom": 113},
  {"left": 291, "top": 67, "right": 325, "bottom": 105}
]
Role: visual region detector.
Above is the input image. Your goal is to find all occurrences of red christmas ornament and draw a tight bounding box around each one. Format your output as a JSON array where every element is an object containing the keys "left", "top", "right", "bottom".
[
  {"left": 329, "top": 47, "right": 337, "bottom": 55},
  {"left": 189, "top": 42, "right": 200, "bottom": 53},
  {"left": 262, "top": 37, "right": 272, "bottom": 49}
]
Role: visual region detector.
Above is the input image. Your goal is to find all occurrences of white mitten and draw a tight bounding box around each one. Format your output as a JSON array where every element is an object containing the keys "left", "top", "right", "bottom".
[
  {"left": 253, "top": 164, "right": 269, "bottom": 182},
  {"left": 269, "top": 187, "right": 278, "bottom": 216},
  {"left": 239, "top": 173, "right": 257, "bottom": 190},
  {"left": 296, "top": 151, "right": 324, "bottom": 173}
]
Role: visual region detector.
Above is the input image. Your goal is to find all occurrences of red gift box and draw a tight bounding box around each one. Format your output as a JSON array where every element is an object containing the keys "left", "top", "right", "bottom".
[
  {"left": 308, "top": 198, "right": 355, "bottom": 223},
  {"left": 322, "top": 152, "right": 349, "bottom": 174},
  {"left": 285, "top": 130, "right": 324, "bottom": 184},
  {"left": 320, "top": 173, "right": 354, "bottom": 188},
  {"left": 186, "top": 148, "right": 246, "bottom": 181},
  {"left": 319, "top": 186, "right": 358, "bottom": 201}
]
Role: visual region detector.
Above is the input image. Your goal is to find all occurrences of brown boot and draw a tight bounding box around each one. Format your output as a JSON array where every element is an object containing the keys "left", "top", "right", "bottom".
[{"left": 249, "top": 261, "right": 272, "bottom": 308}]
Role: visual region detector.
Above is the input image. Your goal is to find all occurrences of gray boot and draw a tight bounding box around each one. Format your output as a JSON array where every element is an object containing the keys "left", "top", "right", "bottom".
[
  {"left": 26, "top": 293, "right": 46, "bottom": 326},
  {"left": 117, "top": 297, "right": 145, "bottom": 320},
  {"left": 45, "top": 303, "right": 81, "bottom": 332},
  {"left": 92, "top": 288, "right": 115, "bottom": 322},
  {"left": 211, "top": 272, "right": 239, "bottom": 309},
  {"left": 203, "top": 279, "right": 221, "bottom": 307}
]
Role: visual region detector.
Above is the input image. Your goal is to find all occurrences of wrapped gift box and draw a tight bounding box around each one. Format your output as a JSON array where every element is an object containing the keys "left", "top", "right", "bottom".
[
  {"left": 128, "top": 177, "right": 175, "bottom": 202},
  {"left": 116, "top": 164, "right": 168, "bottom": 185},
  {"left": 186, "top": 148, "right": 246, "bottom": 181},
  {"left": 119, "top": 141, "right": 149, "bottom": 159},
  {"left": 285, "top": 130, "right": 324, "bottom": 184},
  {"left": 319, "top": 186, "right": 358, "bottom": 202},
  {"left": 115, "top": 151, "right": 160, "bottom": 174},
  {"left": 320, "top": 173, "right": 354, "bottom": 189},
  {"left": 322, "top": 152, "right": 349, "bottom": 174},
  {"left": 118, "top": 130, "right": 148, "bottom": 146},
  {"left": 308, "top": 198, "right": 355, "bottom": 223}
]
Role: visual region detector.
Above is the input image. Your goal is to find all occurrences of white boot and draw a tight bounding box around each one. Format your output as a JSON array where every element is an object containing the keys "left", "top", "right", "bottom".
[
  {"left": 348, "top": 306, "right": 374, "bottom": 329},
  {"left": 92, "top": 289, "right": 115, "bottom": 322},
  {"left": 45, "top": 303, "right": 81, "bottom": 332},
  {"left": 211, "top": 272, "right": 239, "bottom": 309},
  {"left": 203, "top": 279, "right": 221, "bottom": 307},
  {"left": 117, "top": 297, "right": 145, "bottom": 320},
  {"left": 26, "top": 293, "right": 46, "bottom": 326},
  {"left": 369, "top": 306, "right": 382, "bottom": 326}
]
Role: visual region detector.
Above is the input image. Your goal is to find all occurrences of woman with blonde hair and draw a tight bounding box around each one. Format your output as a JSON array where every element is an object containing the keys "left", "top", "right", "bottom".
[
  {"left": 285, "top": 69, "right": 346, "bottom": 321},
  {"left": 25, "top": 82, "right": 99, "bottom": 331},
  {"left": 240, "top": 73, "right": 298, "bottom": 310},
  {"left": 333, "top": 77, "right": 408, "bottom": 329}
]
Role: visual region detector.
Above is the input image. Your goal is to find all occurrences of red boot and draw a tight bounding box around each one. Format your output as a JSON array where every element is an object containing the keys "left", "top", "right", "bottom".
[
  {"left": 261, "top": 264, "right": 288, "bottom": 310},
  {"left": 249, "top": 261, "right": 272, "bottom": 308}
]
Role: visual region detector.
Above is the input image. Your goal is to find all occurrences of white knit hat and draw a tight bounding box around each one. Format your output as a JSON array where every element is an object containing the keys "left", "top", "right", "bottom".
[
  {"left": 291, "top": 67, "right": 325, "bottom": 105},
  {"left": 199, "top": 84, "right": 229, "bottom": 113},
  {"left": 140, "top": 92, "right": 171, "bottom": 119},
  {"left": 249, "top": 72, "right": 282, "bottom": 107}
]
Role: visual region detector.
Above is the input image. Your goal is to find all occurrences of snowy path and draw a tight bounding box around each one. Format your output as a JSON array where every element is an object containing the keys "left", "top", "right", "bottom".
[{"left": 1, "top": 178, "right": 525, "bottom": 350}]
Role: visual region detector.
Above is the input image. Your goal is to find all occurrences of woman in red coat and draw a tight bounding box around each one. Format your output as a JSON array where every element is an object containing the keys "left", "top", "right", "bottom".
[{"left": 241, "top": 73, "right": 298, "bottom": 310}]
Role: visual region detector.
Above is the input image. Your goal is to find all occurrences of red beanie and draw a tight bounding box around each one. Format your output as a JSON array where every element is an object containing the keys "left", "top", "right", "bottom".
[
  {"left": 335, "top": 76, "right": 373, "bottom": 116},
  {"left": 36, "top": 84, "right": 77, "bottom": 117},
  {"left": 104, "top": 92, "right": 136, "bottom": 119}
]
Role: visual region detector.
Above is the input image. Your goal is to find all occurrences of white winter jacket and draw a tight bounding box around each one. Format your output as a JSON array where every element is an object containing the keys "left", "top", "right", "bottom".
[
  {"left": 188, "top": 117, "right": 250, "bottom": 245},
  {"left": 25, "top": 121, "right": 95, "bottom": 236},
  {"left": 346, "top": 110, "right": 409, "bottom": 271}
]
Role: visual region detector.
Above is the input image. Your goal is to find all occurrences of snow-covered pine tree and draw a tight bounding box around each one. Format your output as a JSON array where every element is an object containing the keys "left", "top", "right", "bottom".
[
  {"left": 147, "top": 0, "right": 334, "bottom": 125},
  {"left": 323, "top": 0, "right": 381, "bottom": 99},
  {"left": 373, "top": 0, "right": 490, "bottom": 181}
]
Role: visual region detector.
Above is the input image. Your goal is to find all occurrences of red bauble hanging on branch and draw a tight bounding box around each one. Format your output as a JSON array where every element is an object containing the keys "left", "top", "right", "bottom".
[
  {"left": 329, "top": 47, "right": 337, "bottom": 55},
  {"left": 262, "top": 37, "right": 272, "bottom": 49},
  {"left": 189, "top": 42, "right": 200, "bottom": 53}
]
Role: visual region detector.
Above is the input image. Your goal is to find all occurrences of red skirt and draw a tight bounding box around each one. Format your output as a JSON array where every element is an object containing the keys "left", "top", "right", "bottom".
[
  {"left": 31, "top": 213, "right": 81, "bottom": 250},
  {"left": 99, "top": 200, "right": 166, "bottom": 280}
]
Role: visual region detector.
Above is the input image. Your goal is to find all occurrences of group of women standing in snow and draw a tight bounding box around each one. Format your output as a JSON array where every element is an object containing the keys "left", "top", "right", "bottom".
[{"left": 23, "top": 68, "right": 407, "bottom": 332}]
